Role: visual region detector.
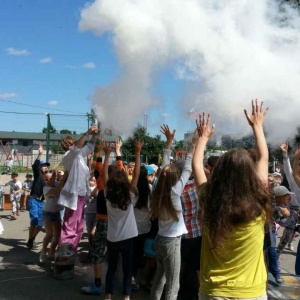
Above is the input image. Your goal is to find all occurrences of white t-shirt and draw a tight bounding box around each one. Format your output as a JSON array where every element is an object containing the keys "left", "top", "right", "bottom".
[
  {"left": 6, "top": 180, "right": 22, "bottom": 197},
  {"left": 58, "top": 143, "right": 94, "bottom": 210},
  {"left": 133, "top": 190, "right": 151, "bottom": 235},
  {"left": 43, "top": 186, "right": 63, "bottom": 213},
  {"left": 106, "top": 191, "right": 138, "bottom": 242},
  {"left": 22, "top": 180, "right": 33, "bottom": 191},
  {"left": 85, "top": 186, "right": 97, "bottom": 214},
  {"left": 157, "top": 150, "right": 192, "bottom": 237}
]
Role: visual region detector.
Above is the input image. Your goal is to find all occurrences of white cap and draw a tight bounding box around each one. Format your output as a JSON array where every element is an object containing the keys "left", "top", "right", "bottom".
[
  {"left": 149, "top": 164, "right": 158, "bottom": 173},
  {"left": 273, "top": 186, "right": 294, "bottom": 197}
]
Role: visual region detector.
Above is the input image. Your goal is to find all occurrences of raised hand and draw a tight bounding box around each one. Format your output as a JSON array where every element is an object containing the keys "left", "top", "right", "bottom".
[
  {"left": 115, "top": 138, "right": 123, "bottom": 156},
  {"left": 295, "top": 147, "right": 300, "bottom": 158},
  {"left": 244, "top": 99, "right": 269, "bottom": 127},
  {"left": 38, "top": 143, "right": 44, "bottom": 154},
  {"left": 160, "top": 124, "right": 176, "bottom": 143},
  {"left": 88, "top": 124, "right": 99, "bottom": 135},
  {"left": 135, "top": 140, "right": 144, "bottom": 153},
  {"left": 196, "top": 113, "right": 215, "bottom": 140},
  {"left": 101, "top": 140, "right": 112, "bottom": 155},
  {"left": 280, "top": 142, "right": 288, "bottom": 154},
  {"left": 191, "top": 128, "right": 199, "bottom": 146}
]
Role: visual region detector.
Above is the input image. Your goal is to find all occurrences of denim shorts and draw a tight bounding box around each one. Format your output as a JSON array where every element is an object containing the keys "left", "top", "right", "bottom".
[
  {"left": 42, "top": 211, "right": 61, "bottom": 223},
  {"left": 29, "top": 197, "right": 44, "bottom": 227}
]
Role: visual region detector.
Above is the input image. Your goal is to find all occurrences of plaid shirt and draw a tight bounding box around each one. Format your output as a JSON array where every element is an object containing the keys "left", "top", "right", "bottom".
[{"left": 180, "top": 179, "right": 202, "bottom": 239}]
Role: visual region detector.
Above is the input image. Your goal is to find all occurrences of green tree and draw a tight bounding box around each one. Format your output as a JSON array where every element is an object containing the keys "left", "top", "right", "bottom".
[
  {"left": 42, "top": 124, "right": 57, "bottom": 133},
  {"left": 294, "top": 127, "right": 300, "bottom": 145},
  {"left": 174, "top": 140, "right": 186, "bottom": 151},
  {"left": 51, "top": 144, "right": 61, "bottom": 154},
  {"left": 60, "top": 129, "right": 72, "bottom": 134},
  {"left": 122, "top": 124, "right": 165, "bottom": 164}
]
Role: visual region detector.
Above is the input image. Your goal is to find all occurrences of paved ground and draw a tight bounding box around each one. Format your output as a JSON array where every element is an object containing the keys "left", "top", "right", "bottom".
[{"left": 0, "top": 172, "right": 300, "bottom": 299}]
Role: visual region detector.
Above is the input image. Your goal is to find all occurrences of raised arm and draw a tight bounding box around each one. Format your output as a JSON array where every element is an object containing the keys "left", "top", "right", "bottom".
[
  {"left": 46, "top": 171, "right": 69, "bottom": 197},
  {"left": 244, "top": 100, "right": 269, "bottom": 183},
  {"left": 280, "top": 142, "right": 294, "bottom": 183},
  {"left": 102, "top": 141, "right": 112, "bottom": 187},
  {"left": 192, "top": 113, "right": 215, "bottom": 187},
  {"left": 292, "top": 148, "right": 300, "bottom": 188},
  {"left": 131, "top": 140, "right": 143, "bottom": 189},
  {"left": 75, "top": 125, "right": 98, "bottom": 149},
  {"left": 115, "top": 138, "right": 125, "bottom": 170},
  {"left": 160, "top": 124, "right": 175, "bottom": 167}
]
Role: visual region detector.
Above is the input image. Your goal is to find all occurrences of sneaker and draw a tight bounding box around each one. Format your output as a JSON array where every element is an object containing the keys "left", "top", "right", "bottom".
[
  {"left": 32, "top": 242, "right": 39, "bottom": 250},
  {"left": 26, "top": 240, "right": 33, "bottom": 249},
  {"left": 10, "top": 214, "right": 16, "bottom": 220},
  {"left": 81, "top": 283, "right": 102, "bottom": 295},
  {"left": 288, "top": 243, "right": 295, "bottom": 251},
  {"left": 276, "top": 276, "right": 283, "bottom": 284},
  {"left": 39, "top": 250, "right": 47, "bottom": 263},
  {"left": 131, "top": 277, "right": 140, "bottom": 291}
]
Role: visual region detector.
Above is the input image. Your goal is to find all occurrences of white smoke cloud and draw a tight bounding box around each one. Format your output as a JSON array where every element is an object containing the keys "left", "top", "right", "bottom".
[{"left": 79, "top": 0, "right": 300, "bottom": 143}]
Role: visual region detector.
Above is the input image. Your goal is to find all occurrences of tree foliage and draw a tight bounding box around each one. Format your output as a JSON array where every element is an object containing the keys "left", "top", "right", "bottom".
[
  {"left": 60, "top": 129, "right": 72, "bottom": 134},
  {"left": 42, "top": 124, "right": 57, "bottom": 133},
  {"left": 122, "top": 124, "right": 165, "bottom": 164}
]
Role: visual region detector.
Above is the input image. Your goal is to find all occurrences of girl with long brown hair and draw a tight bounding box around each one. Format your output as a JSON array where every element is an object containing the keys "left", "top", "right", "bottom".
[
  {"left": 103, "top": 140, "right": 143, "bottom": 300},
  {"left": 193, "top": 100, "right": 272, "bottom": 300},
  {"left": 150, "top": 124, "right": 196, "bottom": 300}
]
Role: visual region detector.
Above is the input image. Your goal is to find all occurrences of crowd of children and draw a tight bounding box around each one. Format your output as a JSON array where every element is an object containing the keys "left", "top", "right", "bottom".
[{"left": 4, "top": 100, "right": 300, "bottom": 299}]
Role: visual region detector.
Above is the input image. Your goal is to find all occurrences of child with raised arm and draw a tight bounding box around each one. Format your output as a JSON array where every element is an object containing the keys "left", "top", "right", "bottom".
[
  {"left": 150, "top": 124, "right": 195, "bottom": 300},
  {"left": 58, "top": 125, "right": 98, "bottom": 252},
  {"left": 103, "top": 140, "right": 142, "bottom": 300},
  {"left": 40, "top": 170, "right": 68, "bottom": 263},
  {"left": 192, "top": 100, "right": 272, "bottom": 300},
  {"left": 81, "top": 137, "right": 107, "bottom": 296}
]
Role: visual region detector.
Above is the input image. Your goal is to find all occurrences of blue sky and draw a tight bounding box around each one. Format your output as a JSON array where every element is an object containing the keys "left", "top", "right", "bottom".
[{"left": 0, "top": 0, "right": 194, "bottom": 140}]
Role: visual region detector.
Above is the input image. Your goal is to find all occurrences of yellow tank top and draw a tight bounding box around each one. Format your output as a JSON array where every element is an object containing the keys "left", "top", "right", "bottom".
[{"left": 200, "top": 215, "right": 267, "bottom": 298}]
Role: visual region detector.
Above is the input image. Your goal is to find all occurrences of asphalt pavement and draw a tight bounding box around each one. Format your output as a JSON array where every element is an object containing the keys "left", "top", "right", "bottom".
[{"left": 0, "top": 204, "right": 300, "bottom": 299}]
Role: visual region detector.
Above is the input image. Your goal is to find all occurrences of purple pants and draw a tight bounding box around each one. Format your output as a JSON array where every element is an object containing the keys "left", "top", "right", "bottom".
[{"left": 59, "top": 196, "right": 85, "bottom": 251}]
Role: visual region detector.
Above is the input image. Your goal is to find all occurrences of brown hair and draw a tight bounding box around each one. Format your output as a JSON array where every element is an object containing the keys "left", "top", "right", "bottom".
[
  {"left": 106, "top": 169, "right": 134, "bottom": 210},
  {"left": 151, "top": 164, "right": 180, "bottom": 221},
  {"left": 200, "top": 148, "right": 272, "bottom": 249},
  {"left": 60, "top": 136, "right": 75, "bottom": 151}
]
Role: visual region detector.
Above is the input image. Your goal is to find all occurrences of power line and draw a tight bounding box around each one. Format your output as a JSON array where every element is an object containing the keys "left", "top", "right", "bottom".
[
  {"left": 0, "top": 110, "right": 44, "bottom": 115},
  {"left": 0, "top": 110, "right": 88, "bottom": 116},
  {"left": 0, "top": 98, "right": 83, "bottom": 114}
]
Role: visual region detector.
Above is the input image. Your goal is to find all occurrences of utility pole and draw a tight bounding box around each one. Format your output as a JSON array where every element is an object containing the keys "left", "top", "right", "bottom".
[
  {"left": 46, "top": 113, "right": 50, "bottom": 162},
  {"left": 144, "top": 114, "right": 148, "bottom": 131}
]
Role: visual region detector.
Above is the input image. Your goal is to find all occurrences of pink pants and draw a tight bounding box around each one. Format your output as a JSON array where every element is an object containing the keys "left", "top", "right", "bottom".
[{"left": 59, "top": 196, "right": 85, "bottom": 251}]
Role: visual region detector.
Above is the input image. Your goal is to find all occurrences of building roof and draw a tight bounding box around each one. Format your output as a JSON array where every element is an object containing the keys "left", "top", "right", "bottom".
[{"left": 0, "top": 131, "right": 117, "bottom": 142}]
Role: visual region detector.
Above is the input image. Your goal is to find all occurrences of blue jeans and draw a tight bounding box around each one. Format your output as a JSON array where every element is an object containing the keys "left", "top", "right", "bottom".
[
  {"left": 268, "top": 247, "right": 280, "bottom": 279},
  {"left": 150, "top": 235, "right": 181, "bottom": 300},
  {"left": 105, "top": 238, "right": 133, "bottom": 296},
  {"left": 296, "top": 239, "right": 300, "bottom": 275}
]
